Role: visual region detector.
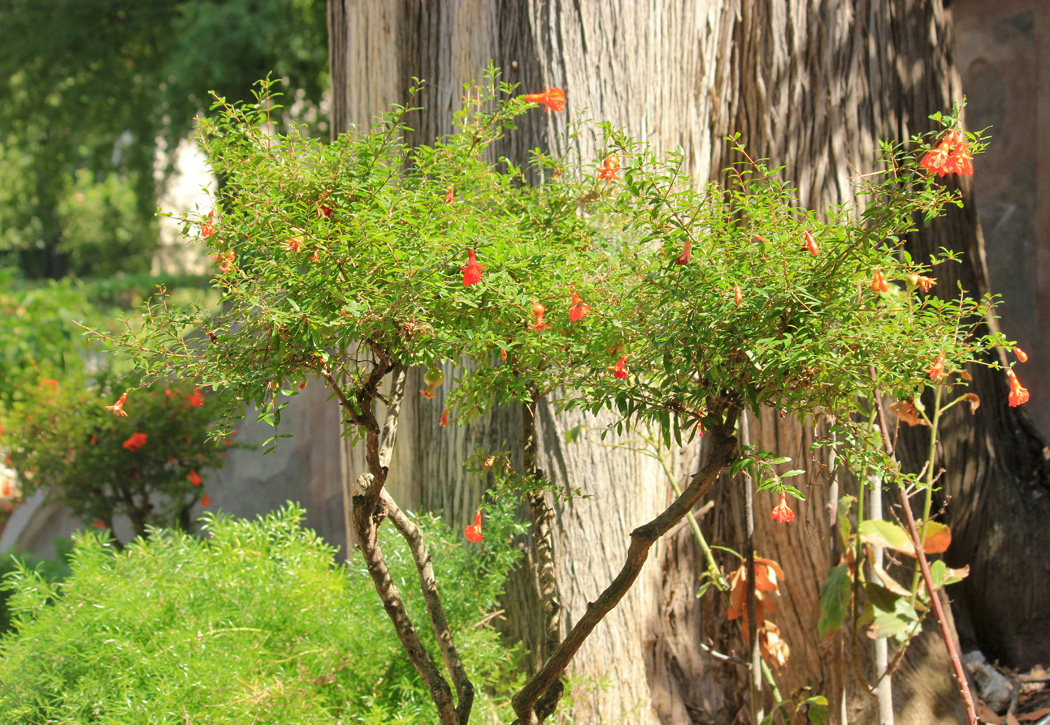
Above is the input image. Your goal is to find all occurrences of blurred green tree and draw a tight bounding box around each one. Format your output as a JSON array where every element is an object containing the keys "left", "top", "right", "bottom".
[{"left": 0, "top": 0, "right": 329, "bottom": 279}]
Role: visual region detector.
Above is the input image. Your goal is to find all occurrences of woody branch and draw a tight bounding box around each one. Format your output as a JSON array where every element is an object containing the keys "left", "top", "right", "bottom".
[{"left": 511, "top": 398, "right": 741, "bottom": 725}]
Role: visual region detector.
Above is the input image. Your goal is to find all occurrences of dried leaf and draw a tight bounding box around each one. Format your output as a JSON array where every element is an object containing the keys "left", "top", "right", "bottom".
[
  {"left": 964, "top": 393, "right": 980, "bottom": 413},
  {"left": 890, "top": 400, "right": 928, "bottom": 427}
]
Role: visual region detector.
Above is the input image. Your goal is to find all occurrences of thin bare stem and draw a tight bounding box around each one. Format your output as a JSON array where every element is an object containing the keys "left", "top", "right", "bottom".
[
  {"left": 870, "top": 376, "right": 977, "bottom": 725},
  {"left": 741, "top": 410, "right": 764, "bottom": 725}
]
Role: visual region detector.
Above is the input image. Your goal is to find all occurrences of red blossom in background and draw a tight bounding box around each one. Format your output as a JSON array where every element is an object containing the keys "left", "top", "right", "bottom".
[
  {"left": 1008, "top": 370, "right": 1030, "bottom": 407},
  {"left": 94, "top": 520, "right": 105, "bottom": 528},
  {"left": 440, "top": 409, "right": 449, "bottom": 427},
  {"left": 804, "top": 230, "right": 819, "bottom": 256},
  {"left": 529, "top": 302, "right": 550, "bottom": 331},
  {"left": 122, "top": 432, "right": 148, "bottom": 452},
  {"left": 569, "top": 293, "right": 590, "bottom": 322},
  {"left": 674, "top": 240, "right": 692, "bottom": 265},
  {"left": 461, "top": 249, "right": 482, "bottom": 286},
  {"left": 40, "top": 379, "right": 59, "bottom": 390},
  {"left": 187, "top": 471, "right": 202, "bottom": 486},
  {"left": 597, "top": 155, "right": 620, "bottom": 182},
  {"left": 212, "top": 250, "right": 235, "bottom": 273},
  {"left": 444, "top": 186, "right": 455, "bottom": 204},
  {"left": 105, "top": 392, "right": 128, "bottom": 417},
  {"left": 188, "top": 389, "right": 205, "bottom": 408},
  {"left": 317, "top": 203, "right": 332, "bottom": 218},
  {"left": 201, "top": 210, "right": 215, "bottom": 238},
  {"left": 771, "top": 492, "right": 795, "bottom": 524},
  {"left": 522, "top": 88, "right": 565, "bottom": 112},
  {"left": 612, "top": 354, "right": 629, "bottom": 380},
  {"left": 871, "top": 269, "right": 889, "bottom": 292},
  {"left": 200, "top": 495, "right": 212, "bottom": 508},
  {"left": 465, "top": 510, "right": 483, "bottom": 542}
]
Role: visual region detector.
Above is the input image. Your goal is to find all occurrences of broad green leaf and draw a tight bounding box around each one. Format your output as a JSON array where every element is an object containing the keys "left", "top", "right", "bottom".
[
  {"left": 818, "top": 563, "right": 851, "bottom": 639},
  {"left": 859, "top": 519, "right": 915, "bottom": 555}
]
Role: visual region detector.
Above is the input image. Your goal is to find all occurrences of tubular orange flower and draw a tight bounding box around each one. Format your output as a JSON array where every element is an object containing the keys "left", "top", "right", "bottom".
[
  {"left": 530, "top": 301, "right": 551, "bottom": 331},
  {"left": 94, "top": 520, "right": 105, "bottom": 529},
  {"left": 188, "top": 389, "right": 205, "bottom": 408},
  {"left": 500, "top": 347, "right": 508, "bottom": 361},
  {"left": 298, "top": 380, "right": 307, "bottom": 391},
  {"left": 927, "top": 353, "right": 946, "bottom": 381},
  {"left": 771, "top": 492, "right": 795, "bottom": 524},
  {"left": 201, "top": 495, "right": 212, "bottom": 508},
  {"left": 612, "top": 354, "right": 629, "bottom": 380},
  {"left": 569, "top": 293, "right": 590, "bottom": 322},
  {"left": 40, "top": 379, "right": 59, "bottom": 389},
  {"left": 522, "top": 88, "right": 565, "bottom": 112},
  {"left": 871, "top": 269, "right": 889, "bottom": 293},
  {"left": 122, "top": 432, "right": 148, "bottom": 451},
  {"left": 1008, "top": 370, "right": 1030, "bottom": 407},
  {"left": 187, "top": 471, "right": 202, "bottom": 486},
  {"left": 105, "top": 392, "right": 128, "bottom": 417},
  {"left": 212, "top": 250, "right": 235, "bottom": 273},
  {"left": 921, "top": 129, "right": 974, "bottom": 177},
  {"left": 444, "top": 186, "right": 455, "bottom": 204},
  {"left": 317, "top": 203, "right": 333, "bottom": 218},
  {"left": 465, "top": 510, "right": 483, "bottom": 543},
  {"left": 597, "top": 155, "right": 620, "bottom": 182},
  {"left": 461, "top": 249, "right": 482, "bottom": 286},
  {"left": 804, "top": 230, "right": 819, "bottom": 256},
  {"left": 440, "top": 409, "right": 449, "bottom": 427},
  {"left": 1015, "top": 347, "right": 1028, "bottom": 363},
  {"left": 201, "top": 210, "right": 215, "bottom": 238},
  {"left": 675, "top": 240, "right": 692, "bottom": 265},
  {"left": 734, "top": 285, "right": 742, "bottom": 308}
]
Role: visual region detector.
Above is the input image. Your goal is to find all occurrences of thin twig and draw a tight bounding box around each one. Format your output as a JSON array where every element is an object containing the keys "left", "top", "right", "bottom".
[{"left": 870, "top": 372, "right": 977, "bottom": 725}]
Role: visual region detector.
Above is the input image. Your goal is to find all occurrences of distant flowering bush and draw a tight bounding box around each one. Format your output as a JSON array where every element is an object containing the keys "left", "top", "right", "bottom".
[{"left": 2, "top": 377, "right": 231, "bottom": 542}]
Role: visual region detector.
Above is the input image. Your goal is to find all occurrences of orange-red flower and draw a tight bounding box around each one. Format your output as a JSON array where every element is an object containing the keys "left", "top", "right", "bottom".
[
  {"left": 1015, "top": 347, "right": 1028, "bottom": 363},
  {"left": 612, "top": 354, "right": 629, "bottom": 380},
  {"left": 597, "top": 155, "right": 620, "bottom": 182},
  {"left": 461, "top": 249, "right": 482, "bottom": 286},
  {"left": 871, "top": 269, "right": 889, "bottom": 293},
  {"left": 201, "top": 495, "right": 212, "bottom": 508},
  {"left": 94, "top": 520, "right": 105, "bottom": 529},
  {"left": 105, "top": 392, "right": 128, "bottom": 417},
  {"left": 1008, "top": 370, "right": 1030, "bottom": 407},
  {"left": 187, "top": 471, "right": 202, "bottom": 486},
  {"left": 675, "top": 240, "right": 692, "bottom": 265},
  {"left": 927, "top": 353, "right": 945, "bottom": 381},
  {"left": 40, "top": 379, "right": 59, "bottom": 389},
  {"left": 444, "top": 186, "right": 455, "bottom": 204},
  {"left": 804, "top": 230, "right": 819, "bottom": 256},
  {"left": 123, "top": 432, "right": 148, "bottom": 451},
  {"left": 500, "top": 347, "right": 508, "bottom": 361},
  {"left": 317, "top": 203, "right": 333, "bottom": 218},
  {"left": 522, "top": 88, "right": 565, "bottom": 112},
  {"left": 285, "top": 235, "right": 303, "bottom": 252},
  {"left": 569, "top": 293, "right": 590, "bottom": 322},
  {"left": 771, "top": 492, "right": 795, "bottom": 524},
  {"left": 440, "top": 409, "right": 449, "bottom": 427},
  {"left": 921, "top": 129, "right": 974, "bottom": 177},
  {"left": 298, "top": 380, "right": 307, "bottom": 391},
  {"left": 202, "top": 210, "right": 215, "bottom": 238},
  {"left": 188, "top": 389, "right": 205, "bottom": 408},
  {"left": 212, "top": 250, "right": 235, "bottom": 273},
  {"left": 529, "top": 301, "right": 551, "bottom": 331},
  {"left": 465, "top": 510, "right": 483, "bottom": 542}
]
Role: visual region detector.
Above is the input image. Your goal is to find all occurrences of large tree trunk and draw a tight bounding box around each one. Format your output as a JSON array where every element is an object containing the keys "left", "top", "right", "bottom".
[{"left": 328, "top": 1, "right": 1047, "bottom": 722}]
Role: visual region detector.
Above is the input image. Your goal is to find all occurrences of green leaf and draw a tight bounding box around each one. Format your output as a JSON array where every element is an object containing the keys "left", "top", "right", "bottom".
[
  {"left": 818, "top": 563, "right": 851, "bottom": 639},
  {"left": 858, "top": 519, "right": 915, "bottom": 555}
]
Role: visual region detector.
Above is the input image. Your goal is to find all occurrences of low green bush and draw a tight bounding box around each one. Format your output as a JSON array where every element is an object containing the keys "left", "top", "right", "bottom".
[{"left": 0, "top": 503, "right": 524, "bottom": 723}]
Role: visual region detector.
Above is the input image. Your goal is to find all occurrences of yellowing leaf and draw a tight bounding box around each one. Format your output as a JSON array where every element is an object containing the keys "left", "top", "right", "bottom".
[{"left": 919, "top": 520, "right": 951, "bottom": 554}]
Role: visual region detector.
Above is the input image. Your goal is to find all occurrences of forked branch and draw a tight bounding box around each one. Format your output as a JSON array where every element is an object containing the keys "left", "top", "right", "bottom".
[{"left": 510, "top": 401, "right": 741, "bottom": 724}]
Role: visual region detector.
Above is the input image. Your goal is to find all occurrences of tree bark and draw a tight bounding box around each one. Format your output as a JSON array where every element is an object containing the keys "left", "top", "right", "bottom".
[{"left": 328, "top": 0, "right": 1046, "bottom": 721}]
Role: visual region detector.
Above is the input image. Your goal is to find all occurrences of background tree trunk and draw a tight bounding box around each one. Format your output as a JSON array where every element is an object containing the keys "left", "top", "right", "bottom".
[{"left": 328, "top": 1, "right": 1048, "bottom": 721}]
